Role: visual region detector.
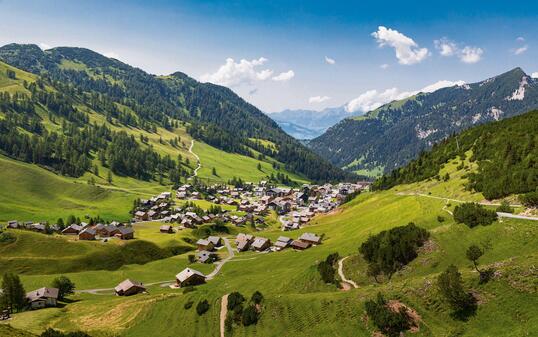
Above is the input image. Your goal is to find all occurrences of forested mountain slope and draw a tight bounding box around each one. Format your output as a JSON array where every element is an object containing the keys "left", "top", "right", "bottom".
[
  {"left": 0, "top": 43, "right": 350, "bottom": 183},
  {"left": 374, "top": 110, "right": 538, "bottom": 200},
  {"left": 309, "top": 68, "right": 538, "bottom": 176}
]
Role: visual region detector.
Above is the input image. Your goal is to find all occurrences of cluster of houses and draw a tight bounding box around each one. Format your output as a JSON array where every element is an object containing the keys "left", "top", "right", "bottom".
[
  {"left": 234, "top": 232, "right": 322, "bottom": 252},
  {"left": 133, "top": 191, "right": 173, "bottom": 222},
  {"left": 176, "top": 181, "right": 369, "bottom": 231},
  {"left": 195, "top": 236, "right": 223, "bottom": 263},
  {"left": 4, "top": 220, "right": 134, "bottom": 241},
  {"left": 62, "top": 222, "right": 135, "bottom": 241}
]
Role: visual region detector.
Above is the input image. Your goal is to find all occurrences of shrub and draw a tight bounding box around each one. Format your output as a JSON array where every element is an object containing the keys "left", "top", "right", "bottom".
[
  {"left": 520, "top": 190, "right": 538, "bottom": 207},
  {"left": 196, "top": 299, "right": 210, "bottom": 315},
  {"left": 242, "top": 305, "right": 259, "bottom": 326},
  {"left": 40, "top": 328, "right": 91, "bottom": 337},
  {"left": 251, "top": 291, "right": 264, "bottom": 305},
  {"left": 453, "top": 203, "right": 497, "bottom": 228},
  {"left": 227, "top": 292, "right": 245, "bottom": 310},
  {"left": 365, "top": 293, "right": 410, "bottom": 337},
  {"left": 317, "top": 260, "right": 336, "bottom": 284},
  {"left": 496, "top": 200, "right": 513, "bottom": 213},
  {"left": 437, "top": 215, "right": 445, "bottom": 223},
  {"left": 184, "top": 300, "right": 194, "bottom": 309},
  {"left": 0, "top": 231, "right": 16, "bottom": 243},
  {"left": 51, "top": 276, "right": 76, "bottom": 300},
  {"left": 359, "top": 223, "right": 429, "bottom": 280},
  {"left": 437, "top": 265, "right": 477, "bottom": 320},
  {"left": 182, "top": 286, "right": 196, "bottom": 294},
  {"left": 187, "top": 254, "right": 196, "bottom": 263}
]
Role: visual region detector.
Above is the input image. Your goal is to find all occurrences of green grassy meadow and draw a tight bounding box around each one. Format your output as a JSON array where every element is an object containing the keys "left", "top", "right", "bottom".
[{"left": 2, "top": 185, "right": 537, "bottom": 336}]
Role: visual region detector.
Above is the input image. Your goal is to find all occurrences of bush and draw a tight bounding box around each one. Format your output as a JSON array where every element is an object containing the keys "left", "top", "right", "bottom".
[
  {"left": 496, "top": 200, "right": 513, "bottom": 213},
  {"left": 182, "top": 286, "right": 196, "bottom": 294},
  {"left": 40, "top": 328, "right": 91, "bottom": 337},
  {"left": 187, "top": 254, "right": 196, "bottom": 263},
  {"left": 359, "top": 223, "right": 429, "bottom": 280},
  {"left": 184, "top": 300, "right": 194, "bottom": 309},
  {"left": 437, "top": 215, "right": 445, "bottom": 223},
  {"left": 365, "top": 293, "right": 410, "bottom": 337},
  {"left": 251, "top": 291, "right": 264, "bottom": 305},
  {"left": 196, "top": 299, "right": 210, "bottom": 315},
  {"left": 453, "top": 203, "right": 497, "bottom": 228},
  {"left": 520, "top": 190, "right": 538, "bottom": 207},
  {"left": 0, "top": 231, "right": 16, "bottom": 243},
  {"left": 242, "top": 305, "right": 259, "bottom": 326},
  {"left": 437, "top": 265, "right": 477, "bottom": 320},
  {"left": 227, "top": 292, "right": 245, "bottom": 310},
  {"left": 51, "top": 276, "right": 75, "bottom": 300}
]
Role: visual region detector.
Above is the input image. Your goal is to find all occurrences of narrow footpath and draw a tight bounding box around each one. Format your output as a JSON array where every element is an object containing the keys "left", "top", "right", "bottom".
[
  {"left": 220, "top": 294, "right": 229, "bottom": 337},
  {"left": 188, "top": 140, "right": 201, "bottom": 179},
  {"left": 338, "top": 256, "right": 358, "bottom": 289}
]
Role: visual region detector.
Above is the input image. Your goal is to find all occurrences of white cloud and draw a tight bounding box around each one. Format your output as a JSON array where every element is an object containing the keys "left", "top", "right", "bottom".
[
  {"left": 516, "top": 36, "right": 525, "bottom": 42},
  {"left": 325, "top": 56, "right": 335, "bottom": 65},
  {"left": 272, "top": 70, "right": 295, "bottom": 82},
  {"left": 380, "top": 63, "right": 389, "bottom": 69},
  {"left": 200, "top": 57, "right": 274, "bottom": 86},
  {"left": 345, "top": 80, "right": 465, "bottom": 113},
  {"left": 39, "top": 42, "right": 51, "bottom": 50},
  {"left": 459, "top": 46, "right": 483, "bottom": 64},
  {"left": 434, "top": 38, "right": 457, "bottom": 56},
  {"left": 371, "top": 26, "right": 429, "bottom": 65},
  {"left": 201, "top": 57, "right": 294, "bottom": 86},
  {"left": 433, "top": 37, "right": 484, "bottom": 64},
  {"left": 308, "top": 95, "right": 331, "bottom": 103},
  {"left": 531, "top": 72, "right": 538, "bottom": 78},
  {"left": 513, "top": 45, "right": 528, "bottom": 55},
  {"left": 103, "top": 51, "right": 120, "bottom": 59}
]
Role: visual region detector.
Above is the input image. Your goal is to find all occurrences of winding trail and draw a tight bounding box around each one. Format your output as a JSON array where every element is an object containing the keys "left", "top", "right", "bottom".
[
  {"left": 399, "top": 192, "right": 538, "bottom": 221},
  {"left": 188, "top": 140, "right": 201, "bottom": 179},
  {"left": 338, "top": 256, "right": 358, "bottom": 289},
  {"left": 220, "top": 294, "right": 229, "bottom": 337}
]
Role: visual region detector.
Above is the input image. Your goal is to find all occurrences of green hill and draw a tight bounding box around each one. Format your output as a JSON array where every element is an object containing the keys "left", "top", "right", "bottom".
[
  {"left": 0, "top": 43, "right": 350, "bottom": 184},
  {"left": 374, "top": 110, "right": 538, "bottom": 200}
]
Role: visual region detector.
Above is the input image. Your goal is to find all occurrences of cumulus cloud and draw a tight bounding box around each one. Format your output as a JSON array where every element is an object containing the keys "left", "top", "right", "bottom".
[
  {"left": 380, "top": 63, "right": 389, "bottom": 69},
  {"left": 39, "top": 42, "right": 51, "bottom": 50},
  {"left": 531, "top": 72, "right": 538, "bottom": 78},
  {"left": 516, "top": 36, "right": 525, "bottom": 42},
  {"left": 459, "top": 46, "right": 483, "bottom": 63},
  {"left": 272, "top": 70, "right": 295, "bottom": 82},
  {"left": 345, "top": 80, "right": 465, "bottom": 113},
  {"left": 371, "top": 26, "right": 429, "bottom": 65},
  {"left": 201, "top": 57, "right": 294, "bottom": 86},
  {"left": 200, "top": 57, "right": 274, "bottom": 86},
  {"left": 434, "top": 38, "right": 457, "bottom": 56},
  {"left": 325, "top": 56, "right": 336, "bottom": 65},
  {"left": 513, "top": 45, "right": 528, "bottom": 55},
  {"left": 309, "top": 95, "right": 331, "bottom": 103},
  {"left": 433, "top": 37, "right": 484, "bottom": 64}
]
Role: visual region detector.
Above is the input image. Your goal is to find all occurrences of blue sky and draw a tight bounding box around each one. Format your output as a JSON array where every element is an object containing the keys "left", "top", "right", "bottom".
[{"left": 1, "top": 0, "right": 537, "bottom": 112}]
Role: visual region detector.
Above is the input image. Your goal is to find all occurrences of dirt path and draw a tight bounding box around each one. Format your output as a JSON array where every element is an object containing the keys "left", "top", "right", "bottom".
[
  {"left": 220, "top": 294, "right": 229, "bottom": 337},
  {"left": 338, "top": 256, "right": 358, "bottom": 289},
  {"left": 188, "top": 140, "right": 201, "bottom": 179},
  {"left": 400, "top": 192, "right": 538, "bottom": 221}
]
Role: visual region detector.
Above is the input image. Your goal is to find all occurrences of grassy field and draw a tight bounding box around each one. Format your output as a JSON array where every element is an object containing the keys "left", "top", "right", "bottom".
[{"left": 2, "top": 184, "right": 538, "bottom": 336}]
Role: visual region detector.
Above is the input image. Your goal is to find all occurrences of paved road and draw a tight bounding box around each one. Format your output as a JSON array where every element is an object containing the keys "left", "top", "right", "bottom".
[
  {"left": 206, "top": 238, "right": 235, "bottom": 280},
  {"left": 337, "top": 256, "right": 358, "bottom": 289},
  {"left": 188, "top": 140, "right": 201, "bottom": 179},
  {"left": 220, "top": 294, "right": 229, "bottom": 337}
]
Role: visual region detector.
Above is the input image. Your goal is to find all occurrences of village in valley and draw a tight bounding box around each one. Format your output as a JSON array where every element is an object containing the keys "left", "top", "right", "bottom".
[{"left": 0, "top": 179, "right": 370, "bottom": 315}]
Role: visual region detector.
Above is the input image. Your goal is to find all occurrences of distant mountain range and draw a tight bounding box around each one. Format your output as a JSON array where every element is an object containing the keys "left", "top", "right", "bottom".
[
  {"left": 308, "top": 67, "right": 538, "bottom": 176},
  {"left": 268, "top": 107, "right": 363, "bottom": 139}
]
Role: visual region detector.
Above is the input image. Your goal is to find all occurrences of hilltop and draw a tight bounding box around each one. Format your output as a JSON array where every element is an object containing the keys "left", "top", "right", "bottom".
[{"left": 309, "top": 67, "right": 538, "bottom": 177}]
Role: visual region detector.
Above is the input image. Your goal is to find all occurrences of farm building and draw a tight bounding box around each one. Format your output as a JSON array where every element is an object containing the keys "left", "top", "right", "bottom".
[
  {"left": 114, "top": 279, "right": 146, "bottom": 296},
  {"left": 196, "top": 239, "right": 215, "bottom": 251},
  {"left": 175, "top": 268, "right": 206, "bottom": 287},
  {"left": 78, "top": 228, "right": 96, "bottom": 240},
  {"left": 160, "top": 225, "right": 174, "bottom": 233},
  {"left": 299, "top": 232, "right": 321, "bottom": 245},
  {"left": 26, "top": 287, "right": 59, "bottom": 309}
]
